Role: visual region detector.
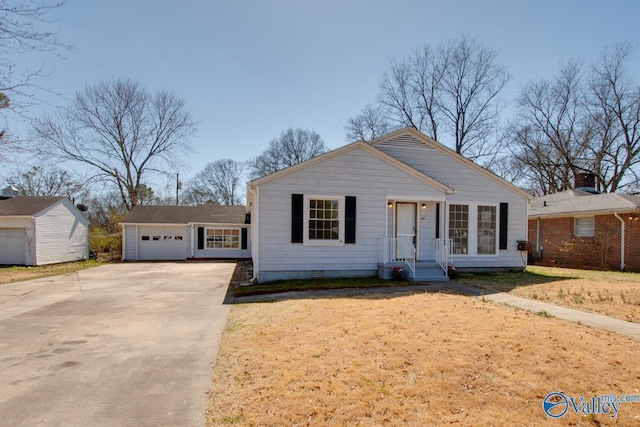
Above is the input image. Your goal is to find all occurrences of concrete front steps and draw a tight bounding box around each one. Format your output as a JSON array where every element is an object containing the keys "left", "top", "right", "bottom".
[{"left": 378, "top": 261, "right": 449, "bottom": 282}]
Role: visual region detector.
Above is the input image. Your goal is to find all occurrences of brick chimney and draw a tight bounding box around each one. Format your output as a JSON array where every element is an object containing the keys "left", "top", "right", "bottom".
[{"left": 574, "top": 172, "right": 598, "bottom": 193}]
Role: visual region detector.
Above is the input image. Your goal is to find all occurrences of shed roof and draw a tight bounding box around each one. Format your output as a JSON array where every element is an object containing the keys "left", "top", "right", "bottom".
[
  {"left": 529, "top": 190, "right": 640, "bottom": 218},
  {"left": 0, "top": 196, "right": 66, "bottom": 216},
  {"left": 120, "top": 205, "right": 248, "bottom": 225}
]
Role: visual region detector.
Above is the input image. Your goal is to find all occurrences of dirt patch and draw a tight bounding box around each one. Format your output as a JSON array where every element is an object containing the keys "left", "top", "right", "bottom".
[
  {"left": 461, "top": 266, "right": 640, "bottom": 323},
  {"left": 208, "top": 292, "right": 640, "bottom": 426}
]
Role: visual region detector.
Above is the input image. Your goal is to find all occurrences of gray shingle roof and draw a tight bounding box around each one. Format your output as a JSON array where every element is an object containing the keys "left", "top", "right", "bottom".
[
  {"left": 529, "top": 189, "right": 640, "bottom": 218},
  {"left": 120, "top": 205, "right": 248, "bottom": 225},
  {"left": 0, "top": 196, "right": 66, "bottom": 216}
]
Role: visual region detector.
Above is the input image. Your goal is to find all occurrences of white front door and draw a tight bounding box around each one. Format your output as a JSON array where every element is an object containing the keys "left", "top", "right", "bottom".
[{"left": 396, "top": 202, "right": 416, "bottom": 259}]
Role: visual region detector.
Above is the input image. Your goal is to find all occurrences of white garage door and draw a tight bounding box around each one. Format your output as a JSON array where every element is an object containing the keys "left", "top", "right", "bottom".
[
  {"left": 138, "top": 226, "right": 186, "bottom": 260},
  {"left": 0, "top": 228, "right": 26, "bottom": 265}
]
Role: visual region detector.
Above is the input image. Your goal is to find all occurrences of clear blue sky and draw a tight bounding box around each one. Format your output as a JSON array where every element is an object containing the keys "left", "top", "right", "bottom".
[{"left": 9, "top": 0, "right": 640, "bottom": 191}]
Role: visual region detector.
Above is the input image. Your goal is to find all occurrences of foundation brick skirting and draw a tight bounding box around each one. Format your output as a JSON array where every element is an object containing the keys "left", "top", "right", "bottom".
[{"left": 528, "top": 215, "right": 640, "bottom": 271}]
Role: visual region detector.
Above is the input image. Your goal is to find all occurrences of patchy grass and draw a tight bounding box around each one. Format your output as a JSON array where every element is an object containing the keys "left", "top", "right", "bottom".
[
  {"left": 457, "top": 266, "right": 640, "bottom": 323},
  {"left": 234, "top": 276, "right": 412, "bottom": 297},
  {"left": 208, "top": 292, "right": 640, "bottom": 426},
  {"left": 0, "top": 260, "right": 105, "bottom": 286}
]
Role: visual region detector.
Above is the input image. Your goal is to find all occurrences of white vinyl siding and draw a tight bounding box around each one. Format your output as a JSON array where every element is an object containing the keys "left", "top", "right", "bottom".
[
  {"left": 256, "top": 146, "right": 448, "bottom": 280},
  {"left": 33, "top": 200, "right": 88, "bottom": 265},
  {"left": 574, "top": 216, "right": 595, "bottom": 237},
  {"left": 376, "top": 134, "right": 527, "bottom": 268}
]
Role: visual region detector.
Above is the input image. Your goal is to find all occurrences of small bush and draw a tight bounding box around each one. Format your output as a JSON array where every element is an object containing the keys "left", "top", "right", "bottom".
[{"left": 89, "top": 228, "right": 122, "bottom": 261}]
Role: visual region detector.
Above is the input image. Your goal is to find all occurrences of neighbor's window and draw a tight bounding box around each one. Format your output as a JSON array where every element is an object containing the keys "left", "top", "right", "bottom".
[
  {"left": 477, "top": 205, "right": 497, "bottom": 255},
  {"left": 305, "top": 197, "right": 344, "bottom": 245},
  {"left": 574, "top": 216, "right": 595, "bottom": 237},
  {"left": 206, "top": 228, "right": 240, "bottom": 249},
  {"left": 449, "top": 204, "right": 469, "bottom": 254}
]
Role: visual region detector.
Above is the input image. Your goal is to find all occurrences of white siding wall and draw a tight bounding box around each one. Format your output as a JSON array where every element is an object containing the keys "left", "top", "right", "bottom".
[
  {"left": 376, "top": 136, "right": 529, "bottom": 269},
  {"left": 256, "top": 146, "right": 447, "bottom": 281},
  {"left": 124, "top": 225, "right": 138, "bottom": 260},
  {"left": 34, "top": 200, "right": 88, "bottom": 265}
]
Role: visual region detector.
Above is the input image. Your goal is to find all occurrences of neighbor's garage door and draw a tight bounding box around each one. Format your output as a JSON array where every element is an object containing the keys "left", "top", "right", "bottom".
[
  {"left": 137, "top": 226, "right": 186, "bottom": 260},
  {"left": 0, "top": 228, "right": 26, "bottom": 265}
]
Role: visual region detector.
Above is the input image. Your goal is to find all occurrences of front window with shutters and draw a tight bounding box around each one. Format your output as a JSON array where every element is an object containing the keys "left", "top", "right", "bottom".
[
  {"left": 449, "top": 204, "right": 469, "bottom": 254},
  {"left": 477, "top": 205, "right": 497, "bottom": 254},
  {"left": 304, "top": 196, "right": 344, "bottom": 246},
  {"left": 206, "top": 228, "right": 240, "bottom": 249}
]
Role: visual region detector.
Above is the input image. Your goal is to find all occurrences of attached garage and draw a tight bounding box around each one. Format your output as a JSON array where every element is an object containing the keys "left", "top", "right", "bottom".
[
  {"left": 121, "top": 205, "right": 251, "bottom": 261},
  {"left": 137, "top": 226, "right": 187, "bottom": 260},
  {"left": 0, "top": 228, "right": 26, "bottom": 264}
]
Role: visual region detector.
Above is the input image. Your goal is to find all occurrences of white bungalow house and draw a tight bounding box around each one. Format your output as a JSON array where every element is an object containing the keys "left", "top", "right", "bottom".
[
  {"left": 246, "top": 128, "right": 531, "bottom": 282},
  {"left": 0, "top": 196, "right": 89, "bottom": 266},
  {"left": 120, "top": 205, "right": 250, "bottom": 261}
]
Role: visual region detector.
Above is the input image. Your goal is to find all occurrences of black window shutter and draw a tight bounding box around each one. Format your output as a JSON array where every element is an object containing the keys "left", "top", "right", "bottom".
[
  {"left": 435, "top": 203, "right": 440, "bottom": 239},
  {"left": 291, "top": 194, "right": 303, "bottom": 243},
  {"left": 499, "top": 203, "right": 508, "bottom": 250},
  {"left": 241, "top": 228, "right": 248, "bottom": 250},
  {"left": 197, "top": 227, "right": 204, "bottom": 250},
  {"left": 345, "top": 196, "right": 356, "bottom": 244}
]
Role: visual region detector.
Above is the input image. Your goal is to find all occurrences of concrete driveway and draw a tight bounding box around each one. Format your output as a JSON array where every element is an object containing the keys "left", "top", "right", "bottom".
[{"left": 0, "top": 262, "right": 235, "bottom": 427}]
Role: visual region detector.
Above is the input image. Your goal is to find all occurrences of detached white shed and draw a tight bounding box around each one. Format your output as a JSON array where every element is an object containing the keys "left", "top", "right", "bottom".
[{"left": 0, "top": 196, "right": 89, "bottom": 266}]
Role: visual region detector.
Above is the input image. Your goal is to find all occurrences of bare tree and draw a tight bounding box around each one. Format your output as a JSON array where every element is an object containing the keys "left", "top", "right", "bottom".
[
  {"left": 31, "top": 78, "right": 197, "bottom": 210},
  {"left": 347, "top": 36, "right": 509, "bottom": 163},
  {"left": 508, "top": 43, "right": 640, "bottom": 195},
  {"left": 249, "top": 128, "right": 326, "bottom": 179},
  {"left": 585, "top": 42, "right": 640, "bottom": 193},
  {"left": 344, "top": 104, "right": 392, "bottom": 141},
  {"left": 0, "top": 1, "right": 64, "bottom": 101},
  {"left": 5, "top": 164, "right": 87, "bottom": 200},
  {"left": 185, "top": 159, "right": 246, "bottom": 205},
  {"left": 507, "top": 60, "right": 590, "bottom": 195}
]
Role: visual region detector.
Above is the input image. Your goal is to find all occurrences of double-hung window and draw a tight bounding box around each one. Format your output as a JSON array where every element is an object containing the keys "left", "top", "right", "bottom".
[
  {"left": 477, "top": 205, "right": 497, "bottom": 255},
  {"left": 574, "top": 216, "right": 595, "bottom": 237},
  {"left": 304, "top": 196, "right": 344, "bottom": 246},
  {"left": 449, "top": 203, "right": 499, "bottom": 256},
  {"left": 449, "top": 204, "right": 469, "bottom": 254}
]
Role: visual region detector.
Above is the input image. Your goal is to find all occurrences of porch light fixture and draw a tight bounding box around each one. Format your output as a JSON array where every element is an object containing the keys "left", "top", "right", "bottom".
[
  {"left": 388, "top": 202, "right": 393, "bottom": 208},
  {"left": 421, "top": 203, "right": 427, "bottom": 209}
]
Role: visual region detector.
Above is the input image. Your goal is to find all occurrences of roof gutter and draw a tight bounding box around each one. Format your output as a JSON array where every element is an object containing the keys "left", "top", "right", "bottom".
[{"left": 613, "top": 212, "right": 625, "bottom": 271}]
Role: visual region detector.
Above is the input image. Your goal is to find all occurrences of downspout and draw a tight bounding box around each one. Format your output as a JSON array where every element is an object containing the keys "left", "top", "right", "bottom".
[
  {"left": 536, "top": 218, "right": 540, "bottom": 261},
  {"left": 121, "top": 223, "right": 126, "bottom": 260},
  {"left": 247, "top": 184, "right": 259, "bottom": 282},
  {"left": 613, "top": 212, "right": 625, "bottom": 271}
]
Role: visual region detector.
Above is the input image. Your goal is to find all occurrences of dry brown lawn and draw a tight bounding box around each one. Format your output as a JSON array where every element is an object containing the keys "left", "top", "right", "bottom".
[
  {"left": 0, "top": 260, "right": 103, "bottom": 285},
  {"left": 208, "top": 291, "right": 640, "bottom": 426},
  {"left": 460, "top": 266, "right": 640, "bottom": 323}
]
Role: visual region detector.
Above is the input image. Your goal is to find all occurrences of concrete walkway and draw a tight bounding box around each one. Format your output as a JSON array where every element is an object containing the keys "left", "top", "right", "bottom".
[{"left": 235, "top": 281, "right": 640, "bottom": 339}]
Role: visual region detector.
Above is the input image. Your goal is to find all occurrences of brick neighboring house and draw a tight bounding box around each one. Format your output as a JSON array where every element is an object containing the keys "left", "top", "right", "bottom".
[{"left": 528, "top": 185, "right": 640, "bottom": 271}]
